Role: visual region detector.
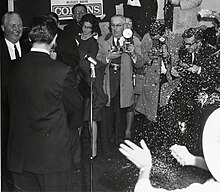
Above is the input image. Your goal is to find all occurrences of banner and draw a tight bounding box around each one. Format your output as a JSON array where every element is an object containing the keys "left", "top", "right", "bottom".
[{"left": 51, "top": 0, "right": 103, "bottom": 20}]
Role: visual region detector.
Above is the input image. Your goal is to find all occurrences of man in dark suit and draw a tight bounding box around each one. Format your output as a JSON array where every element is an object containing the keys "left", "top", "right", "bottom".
[
  {"left": 1, "top": 11, "right": 30, "bottom": 189},
  {"left": 7, "top": 16, "right": 83, "bottom": 191},
  {"left": 47, "top": 11, "right": 82, "bottom": 173},
  {"left": 63, "top": 3, "right": 101, "bottom": 37},
  {"left": 63, "top": 3, "right": 87, "bottom": 36}
]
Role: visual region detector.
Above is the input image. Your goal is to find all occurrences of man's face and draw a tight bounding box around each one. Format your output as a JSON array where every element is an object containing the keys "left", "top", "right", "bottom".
[
  {"left": 183, "top": 36, "right": 200, "bottom": 53},
  {"left": 1, "top": 13, "right": 23, "bottom": 44},
  {"left": 110, "top": 16, "right": 125, "bottom": 38},
  {"left": 73, "top": 6, "right": 87, "bottom": 23}
]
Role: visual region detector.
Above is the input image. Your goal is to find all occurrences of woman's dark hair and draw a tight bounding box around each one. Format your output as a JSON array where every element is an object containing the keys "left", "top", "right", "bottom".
[
  {"left": 29, "top": 16, "right": 57, "bottom": 44},
  {"left": 80, "top": 13, "right": 100, "bottom": 35}
]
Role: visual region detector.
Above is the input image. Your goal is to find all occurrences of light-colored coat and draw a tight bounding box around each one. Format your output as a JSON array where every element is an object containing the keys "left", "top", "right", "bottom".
[
  {"left": 97, "top": 35, "right": 143, "bottom": 108},
  {"left": 135, "top": 32, "right": 182, "bottom": 121}
]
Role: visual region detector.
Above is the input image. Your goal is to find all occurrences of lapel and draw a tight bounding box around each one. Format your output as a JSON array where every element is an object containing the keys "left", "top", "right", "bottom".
[
  {"left": 106, "top": 35, "right": 114, "bottom": 51},
  {"left": 1, "top": 38, "right": 11, "bottom": 62},
  {"left": 20, "top": 41, "right": 31, "bottom": 56}
]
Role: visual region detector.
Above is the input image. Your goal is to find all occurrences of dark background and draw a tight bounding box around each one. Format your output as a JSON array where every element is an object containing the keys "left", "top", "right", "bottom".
[
  {"left": 2, "top": 0, "right": 120, "bottom": 26},
  {"left": 1, "top": 0, "right": 158, "bottom": 37}
]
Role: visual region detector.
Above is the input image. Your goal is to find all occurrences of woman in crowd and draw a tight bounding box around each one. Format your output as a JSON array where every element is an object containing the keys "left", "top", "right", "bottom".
[{"left": 76, "top": 13, "right": 107, "bottom": 158}]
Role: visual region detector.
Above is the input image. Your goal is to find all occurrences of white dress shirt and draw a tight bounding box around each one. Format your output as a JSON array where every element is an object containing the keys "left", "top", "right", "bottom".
[{"left": 5, "top": 38, "right": 21, "bottom": 60}]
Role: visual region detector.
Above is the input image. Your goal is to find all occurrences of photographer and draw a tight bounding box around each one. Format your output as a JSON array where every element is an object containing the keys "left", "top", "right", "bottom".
[
  {"left": 97, "top": 15, "right": 143, "bottom": 149},
  {"left": 135, "top": 21, "right": 180, "bottom": 122}
]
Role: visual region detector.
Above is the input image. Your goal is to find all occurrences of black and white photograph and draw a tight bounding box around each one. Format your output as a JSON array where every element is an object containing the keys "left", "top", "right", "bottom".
[{"left": 1, "top": 0, "right": 220, "bottom": 191}]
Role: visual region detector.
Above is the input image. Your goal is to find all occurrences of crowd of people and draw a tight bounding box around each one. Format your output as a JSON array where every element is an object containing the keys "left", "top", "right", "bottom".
[{"left": 1, "top": 2, "right": 220, "bottom": 191}]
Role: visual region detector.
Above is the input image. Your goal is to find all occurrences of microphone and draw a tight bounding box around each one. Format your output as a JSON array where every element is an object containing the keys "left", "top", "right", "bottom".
[{"left": 84, "top": 54, "right": 97, "bottom": 65}]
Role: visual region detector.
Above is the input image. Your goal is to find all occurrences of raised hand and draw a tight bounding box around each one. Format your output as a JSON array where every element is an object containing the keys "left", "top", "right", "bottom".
[
  {"left": 119, "top": 140, "right": 152, "bottom": 173},
  {"left": 170, "top": 144, "right": 195, "bottom": 166}
]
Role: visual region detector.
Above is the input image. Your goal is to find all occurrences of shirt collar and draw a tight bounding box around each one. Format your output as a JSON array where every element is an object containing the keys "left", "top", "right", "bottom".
[
  {"left": 5, "top": 38, "right": 20, "bottom": 49},
  {"left": 113, "top": 36, "right": 125, "bottom": 46},
  {"left": 30, "top": 47, "right": 50, "bottom": 55}
]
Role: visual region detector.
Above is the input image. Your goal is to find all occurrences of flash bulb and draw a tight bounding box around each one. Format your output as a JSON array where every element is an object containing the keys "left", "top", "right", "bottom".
[{"left": 123, "top": 28, "right": 133, "bottom": 39}]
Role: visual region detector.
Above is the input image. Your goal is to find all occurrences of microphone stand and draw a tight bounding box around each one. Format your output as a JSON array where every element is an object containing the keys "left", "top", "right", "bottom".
[{"left": 89, "top": 62, "right": 96, "bottom": 192}]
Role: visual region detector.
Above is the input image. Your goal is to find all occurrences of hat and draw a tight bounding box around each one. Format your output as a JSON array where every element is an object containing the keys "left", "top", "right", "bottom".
[{"left": 149, "top": 21, "right": 165, "bottom": 36}]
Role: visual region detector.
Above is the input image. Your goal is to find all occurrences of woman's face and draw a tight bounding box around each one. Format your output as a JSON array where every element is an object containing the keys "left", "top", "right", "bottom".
[{"left": 82, "top": 21, "right": 93, "bottom": 36}]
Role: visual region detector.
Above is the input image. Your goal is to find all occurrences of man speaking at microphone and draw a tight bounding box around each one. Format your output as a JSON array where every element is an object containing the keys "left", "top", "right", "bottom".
[{"left": 97, "top": 15, "right": 143, "bottom": 151}]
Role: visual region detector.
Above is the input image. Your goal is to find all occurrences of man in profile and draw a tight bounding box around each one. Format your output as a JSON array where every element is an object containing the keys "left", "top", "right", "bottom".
[{"left": 7, "top": 16, "right": 83, "bottom": 191}]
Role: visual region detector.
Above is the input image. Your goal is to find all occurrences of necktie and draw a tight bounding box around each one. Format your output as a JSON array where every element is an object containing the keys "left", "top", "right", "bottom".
[
  {"left": 14, "top": 44, "right": 20, "bottom": 59},
  {"left": 117, "top": 38, "right": 120, "bottom": 47}
]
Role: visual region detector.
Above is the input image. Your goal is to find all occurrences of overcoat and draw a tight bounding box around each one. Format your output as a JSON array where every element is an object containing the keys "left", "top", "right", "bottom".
[{"left": 97, "top": 35, "right": 143, "bottom": 108}]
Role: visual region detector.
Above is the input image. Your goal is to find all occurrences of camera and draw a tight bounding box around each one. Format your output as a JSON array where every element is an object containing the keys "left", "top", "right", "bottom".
[
  {"left": 110, "top": 45, "right": 123, "bottom": 53},
  {"left": 123, "top": 28, "right": 133, "bottom": 52}
]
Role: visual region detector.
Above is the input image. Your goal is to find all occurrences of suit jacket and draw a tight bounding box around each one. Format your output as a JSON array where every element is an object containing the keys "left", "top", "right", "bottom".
[
  {"left": 56, "top": 32, "right": 80, "bottom": 72},
  {"left": 7, "top": 51, "right": 83, "bottom": 174},
  {"left": 63, "top": 19, "right": 81, "bottom": 36},
  {"left": 1, "top": 37, "right": 30, "bottom": 168},
  {"left": 1, "top": 37, "right": 30, "bottom": 98},
  {"left": 97, "top": 35, "right": 143, "bottom": 108}
]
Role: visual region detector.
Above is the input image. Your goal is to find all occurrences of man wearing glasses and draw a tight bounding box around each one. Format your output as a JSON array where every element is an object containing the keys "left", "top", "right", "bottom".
[
  {"left": 170, "top": 27, "right": 219, "bottom": 154},
  {"left": 63, "top": 4, "right": 87, "bottom": 36},
  {"left": 97, "top": 15, "right": 143, "bottom": 152},
  {"left": 174, "top": 27, "right": 216, "bottom": 76}
]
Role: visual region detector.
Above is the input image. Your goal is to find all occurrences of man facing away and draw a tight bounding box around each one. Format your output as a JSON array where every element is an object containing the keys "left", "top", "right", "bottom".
[{"left": 7, "top": 16, "right": 83, "bottom": 191}]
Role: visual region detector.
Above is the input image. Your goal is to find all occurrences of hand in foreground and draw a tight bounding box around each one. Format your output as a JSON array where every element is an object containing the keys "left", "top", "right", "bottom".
[
  {"left": 119, "top": 140, "right": 152, "bottom": 173},
  {"left": 170, "top": 144, "right": 195, "bottom": 166},
  {"left": 125, "top": 43, "right": 135, "bottom": 54}
]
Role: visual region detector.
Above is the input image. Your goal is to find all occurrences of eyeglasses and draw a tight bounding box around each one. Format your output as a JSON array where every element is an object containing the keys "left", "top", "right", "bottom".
[
  {"left": 83, "top": 25, "right": 92, "bottom": 30},
  {"left": 110, "top": 24, "right": 124, "bottom": 29},
  {"left": 74, "top": 11, "right": 86, "bottom": 15},
  {"left": 184, "top": 41, "right": 198, "bottom": 47}
]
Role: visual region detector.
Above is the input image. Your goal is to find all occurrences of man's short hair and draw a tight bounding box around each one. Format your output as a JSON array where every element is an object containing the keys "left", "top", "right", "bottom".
[
  {"left": 1, "top": 11, "right": 21, "bottom": 25},
  {"left": 29, "top": 16, "right": 57, "bottom": 44},
  {"left": 110, "top": 15, "right": 125, "bottom": 23},
  {"left": 109, "top": 15, "right": 125, "bottom": 33},
  {"left": 72, "top": 3, "right": 87, "bottom": 14},
  {"left": 182, "top": 27, "right": 203, "bottom": 41}
]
